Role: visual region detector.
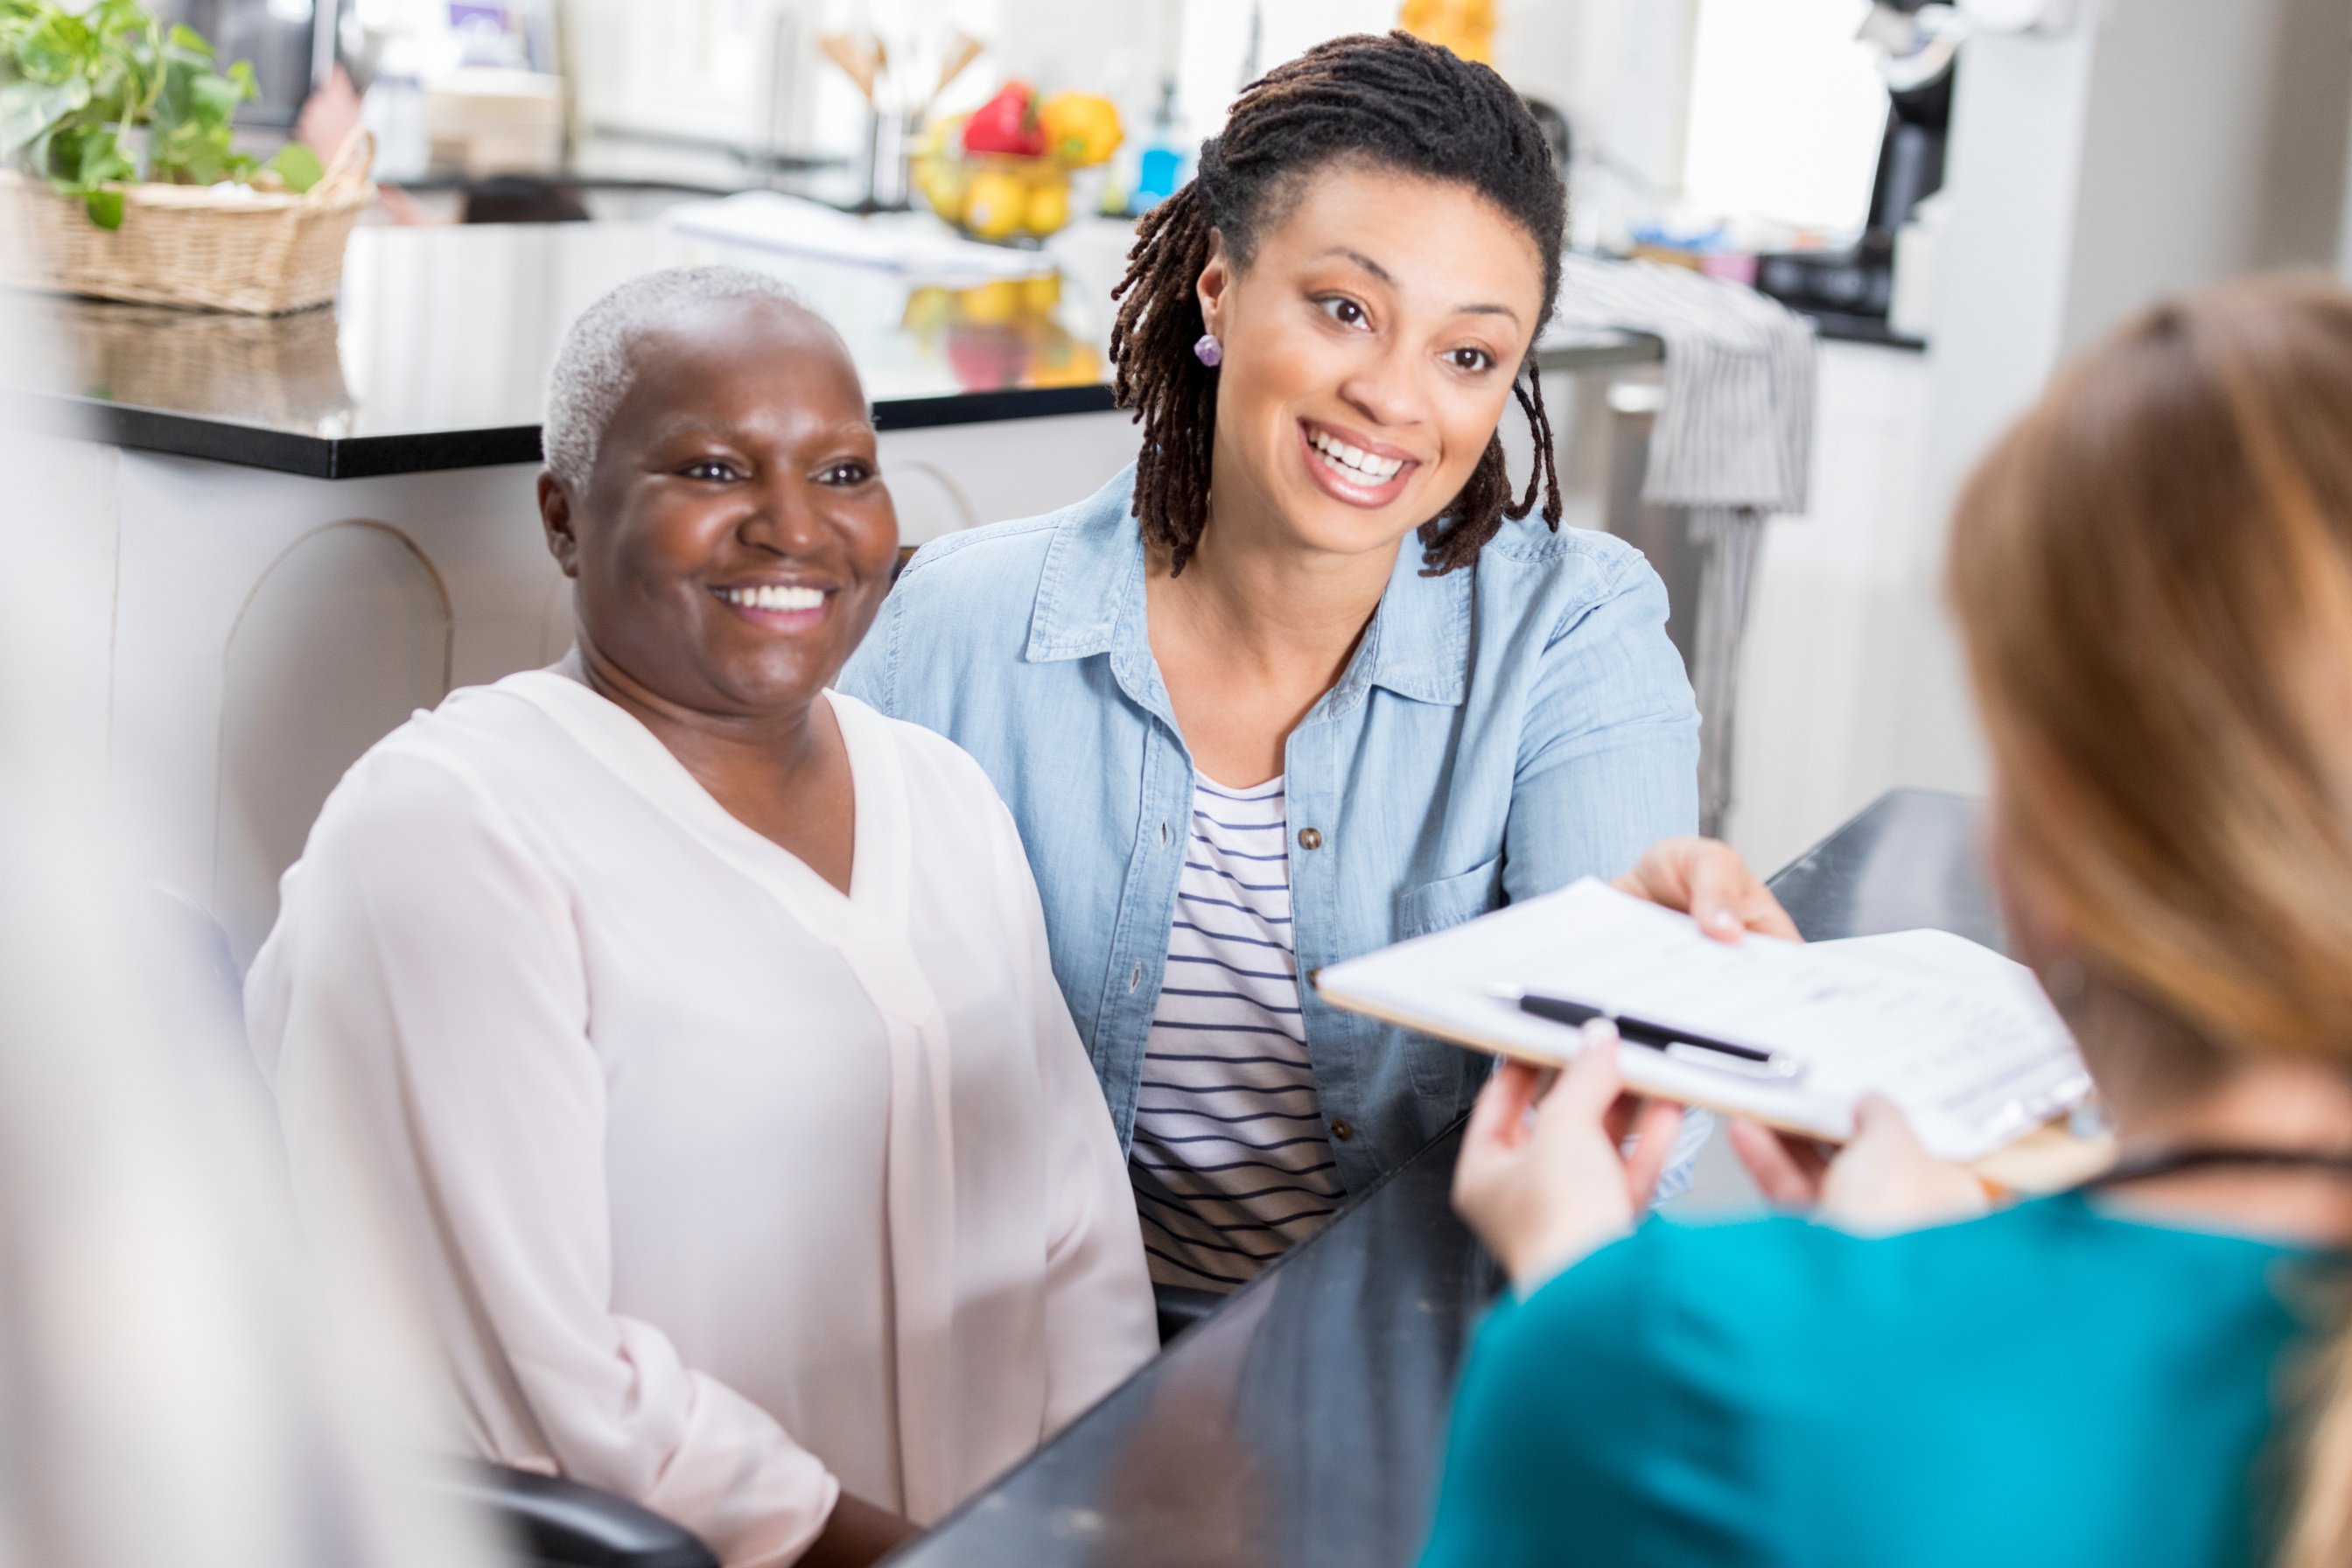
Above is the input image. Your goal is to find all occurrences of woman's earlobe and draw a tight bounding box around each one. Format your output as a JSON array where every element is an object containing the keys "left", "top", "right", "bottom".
[
  {"left": 1195, "top": 244, "right": 1232, "bottom": 332},
  {"left": 537, "top": 472, "right": 584, "bottom": 578}
]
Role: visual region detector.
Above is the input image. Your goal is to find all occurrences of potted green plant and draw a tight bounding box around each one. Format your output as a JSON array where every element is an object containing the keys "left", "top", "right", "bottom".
[{"left": 0, "top": 0, "right": 374, "bottom": 313}]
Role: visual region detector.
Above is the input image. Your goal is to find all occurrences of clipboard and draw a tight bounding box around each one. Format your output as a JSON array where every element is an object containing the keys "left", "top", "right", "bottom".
[{"left": 1314, "top": 878, "right": 2111, "bottom": 1190}]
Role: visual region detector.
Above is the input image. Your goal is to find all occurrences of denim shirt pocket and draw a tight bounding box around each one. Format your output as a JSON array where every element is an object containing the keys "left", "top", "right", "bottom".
[
  {"left": 1396, "top": 855, "right": 1507, "bottom": 941},
  {"left": 1391, "top": 855, "right": 1507, "bottom": 1102}
]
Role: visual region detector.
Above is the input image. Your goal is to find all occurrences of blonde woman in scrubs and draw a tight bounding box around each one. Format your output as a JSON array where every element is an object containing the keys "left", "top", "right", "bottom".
[{"left": 247, "top": 269, "right": 1157, "bottom": 1568}]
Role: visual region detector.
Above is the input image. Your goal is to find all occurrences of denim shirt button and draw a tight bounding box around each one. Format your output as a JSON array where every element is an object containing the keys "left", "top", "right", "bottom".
[
  {"left": 1330, "top": 1119, "right": 1355, "bottom": 1142},
  {"left": 1297, "top": 827, "right": 1324, "bottom": 850}
]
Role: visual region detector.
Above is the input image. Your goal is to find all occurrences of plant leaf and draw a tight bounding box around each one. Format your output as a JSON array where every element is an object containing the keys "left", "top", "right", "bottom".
[
  {"left": 267, "top": 140, "right": 321, "bottom": 193},
  {"left": 190, "top": 67, "right": 242, "bottom": 124},
  {"left": 82, "top": 186, "right": 122, "bottom": 228},
  {"left": 165, "top": 22, "right": 211, "bottom": 58},
  {"left": 72, "top": 125, "right": 131, "bottom": 186},
  {"left": 0, "top": 76, "right": 85, "bottom": 160},
  {"left": 19, "top": 14, "right": 92, "bottom": 84},
  {"left": 156, "top": 53, "right": 196, "bottom": 129}
]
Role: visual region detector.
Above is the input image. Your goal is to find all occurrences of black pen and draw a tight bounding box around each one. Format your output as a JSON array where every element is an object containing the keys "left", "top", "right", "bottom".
[{"left": 1492, "top": 987, "right": 1804, "bottom": 1081}]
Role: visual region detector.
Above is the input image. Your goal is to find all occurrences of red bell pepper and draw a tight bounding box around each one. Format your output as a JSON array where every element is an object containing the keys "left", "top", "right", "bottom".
[{"left": 962, "top": 82, "right": 1046, "bottom": 158}]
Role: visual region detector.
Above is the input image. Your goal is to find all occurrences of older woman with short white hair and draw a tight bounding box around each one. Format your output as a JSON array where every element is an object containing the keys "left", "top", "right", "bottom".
[{"left": 248, "top": 267, "right": 1156, "bottom": 1568}]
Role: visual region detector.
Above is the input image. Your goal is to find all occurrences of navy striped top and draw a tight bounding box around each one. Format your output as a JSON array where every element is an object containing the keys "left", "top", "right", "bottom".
[{"left": 1130, "top": 776, "right": 1343, "bottom": 1292}]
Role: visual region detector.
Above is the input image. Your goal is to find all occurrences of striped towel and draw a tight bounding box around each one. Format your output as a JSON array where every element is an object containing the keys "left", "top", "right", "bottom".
[{"left": 1545, "top": 256, "right": 1818, "bottom": 831}]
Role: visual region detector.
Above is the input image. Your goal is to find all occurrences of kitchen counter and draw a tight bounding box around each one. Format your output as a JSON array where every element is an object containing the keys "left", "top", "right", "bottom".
[
  {"left": 882, "top": 788, "right": 1992, "bottom": 1568},
  {"left": 2, "top": 217, "right": 1661, "bottom": 480}
]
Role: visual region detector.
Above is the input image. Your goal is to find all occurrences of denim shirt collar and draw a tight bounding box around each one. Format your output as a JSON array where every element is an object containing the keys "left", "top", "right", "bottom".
[{"left": 1022, "top": 465, "right": 1471, "bottom": 712}]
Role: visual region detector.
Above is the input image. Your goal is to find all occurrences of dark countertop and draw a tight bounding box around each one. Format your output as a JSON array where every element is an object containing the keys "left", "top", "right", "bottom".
[
  {"left": 886, "top": 787, "right": 1990, "bottom": 1568},
  {"left": 1, "top": 217, "right": 1661, "bottom": 481}
]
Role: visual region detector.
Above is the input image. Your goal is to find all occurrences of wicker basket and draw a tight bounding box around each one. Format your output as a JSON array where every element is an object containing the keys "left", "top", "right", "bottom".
[{"left": 0, "top": 130, "right": 374, "bottom": 315}]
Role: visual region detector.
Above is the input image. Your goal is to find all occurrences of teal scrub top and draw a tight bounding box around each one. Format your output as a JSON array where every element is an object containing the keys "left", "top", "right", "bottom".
[{"left": 1420, "top": 1194, "right": 2328, "bottom": 1568}]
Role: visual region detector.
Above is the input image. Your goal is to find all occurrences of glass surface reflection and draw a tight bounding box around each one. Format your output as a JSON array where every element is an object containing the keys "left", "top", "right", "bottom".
[{"left": 4, "top": 220, "right": 1116, "bottom": 441}]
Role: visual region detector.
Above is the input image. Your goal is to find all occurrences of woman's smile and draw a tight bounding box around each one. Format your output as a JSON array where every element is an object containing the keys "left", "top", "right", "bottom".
[
  {"left": 1297, "top": 416, "right": 1419, "bottom": 508},
  {"left": 711, "top": 578, "right": 836, "bottom": 633}
]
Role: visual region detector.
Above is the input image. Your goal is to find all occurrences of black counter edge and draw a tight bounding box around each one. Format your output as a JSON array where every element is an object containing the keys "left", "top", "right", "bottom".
[
  {"left": 330, "top": 426, "right": 546, "bottom": 479},
  {"left": 6, "top": 395, "right": 326, "bottom": 479}
]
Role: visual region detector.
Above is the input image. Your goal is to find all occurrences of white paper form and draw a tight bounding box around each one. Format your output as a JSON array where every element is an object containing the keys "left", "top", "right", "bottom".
[{"left": 1313, "top": 878, "right": 2090, "bottom": 1162}]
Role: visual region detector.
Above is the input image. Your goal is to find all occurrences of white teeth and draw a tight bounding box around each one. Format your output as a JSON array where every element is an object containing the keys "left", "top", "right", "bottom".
[
  {"left": 1309, "top": 429, "right": 1404, "bottom": 482},
  {"left": 719, "top": 584, "right": 826, "bottom": 612}
]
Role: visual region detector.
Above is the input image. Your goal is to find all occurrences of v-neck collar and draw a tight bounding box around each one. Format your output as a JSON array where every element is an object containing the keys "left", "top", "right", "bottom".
[{"left": 494, "top": 668, "right": 911, "bottom": 941}]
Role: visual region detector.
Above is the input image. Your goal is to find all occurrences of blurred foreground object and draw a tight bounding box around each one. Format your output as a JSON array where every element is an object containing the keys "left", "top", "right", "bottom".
[{"left": 0, "top": 217, "right": 488, "bottom": 1568}]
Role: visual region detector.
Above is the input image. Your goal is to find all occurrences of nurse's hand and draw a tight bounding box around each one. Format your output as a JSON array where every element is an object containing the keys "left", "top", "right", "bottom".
[
  {"left": 1728, "top": 1096, "right": 1989, "bottom": 1235},
  {"left": 1452, "top": 1023, "right": 1686, "bottom": 1287},
  {"left": 1614, "top": 836, "right": 1799, "bottom": 943}
]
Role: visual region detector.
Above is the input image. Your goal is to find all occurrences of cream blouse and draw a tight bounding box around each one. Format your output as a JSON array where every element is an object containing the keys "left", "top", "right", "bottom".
[{"left": 247, "top": 667, "right": 1156, "bottom": 1566}]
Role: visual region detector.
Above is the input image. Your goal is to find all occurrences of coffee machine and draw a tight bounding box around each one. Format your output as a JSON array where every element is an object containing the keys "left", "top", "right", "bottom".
[{"left": 1755, "top": 2, "right": 1960, "bottom": 332}]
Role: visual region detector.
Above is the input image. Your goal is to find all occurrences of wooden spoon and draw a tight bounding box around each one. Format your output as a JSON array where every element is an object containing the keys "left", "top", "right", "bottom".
[
  {"left": 818, "top": 32, "right": 879, "bottom": 101},
  {"left": 931, "top": 31, "right": 985, "bottom": 108}
]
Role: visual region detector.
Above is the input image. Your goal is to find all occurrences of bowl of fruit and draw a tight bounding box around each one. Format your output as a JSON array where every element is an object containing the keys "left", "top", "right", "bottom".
[{"left": 914, "top": 83, "right": 1121, "bottom": 244}]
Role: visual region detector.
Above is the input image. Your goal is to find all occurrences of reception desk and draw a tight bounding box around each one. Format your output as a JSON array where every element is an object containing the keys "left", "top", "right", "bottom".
[{"left": 884, "top": 788, "right": 1994, "bottom": 1568}]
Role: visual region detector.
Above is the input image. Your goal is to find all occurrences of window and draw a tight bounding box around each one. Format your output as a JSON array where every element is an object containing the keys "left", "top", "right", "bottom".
[{"left": 1681, "top": 0, "right": 1889, "bottom": 235}]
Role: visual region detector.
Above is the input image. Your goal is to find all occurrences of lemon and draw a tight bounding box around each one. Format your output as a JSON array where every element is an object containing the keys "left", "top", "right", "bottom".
[
  {"left": 962, "top": 171, "right": 1028, "bottom": 241},
  {"left": 1022, "top": 179, "right": 1071, "bottom": 237}
]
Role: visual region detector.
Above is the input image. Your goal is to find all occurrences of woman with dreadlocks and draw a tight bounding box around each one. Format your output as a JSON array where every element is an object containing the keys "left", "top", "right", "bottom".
[{"left": 840, "top": 31, "right": 1790, "bottom": 1295}]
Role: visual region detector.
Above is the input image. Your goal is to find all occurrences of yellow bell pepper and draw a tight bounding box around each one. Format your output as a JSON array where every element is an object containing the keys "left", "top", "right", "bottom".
[
  {"left": 1398, "top": 0, "right": 1495, "bottom": 64},
  {"left": 1038, "top": 92, "right": 1123, "bottom": 168}
]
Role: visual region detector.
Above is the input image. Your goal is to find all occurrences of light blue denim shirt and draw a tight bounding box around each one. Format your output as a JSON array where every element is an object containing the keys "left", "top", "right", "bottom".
[{"left": 838, "top": 466, "right": 1700, "bottom": 1192}]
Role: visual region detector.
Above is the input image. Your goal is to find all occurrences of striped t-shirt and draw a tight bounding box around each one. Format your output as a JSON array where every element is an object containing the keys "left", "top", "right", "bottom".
[{"left": 1130, "top": 775, "right": 1344, "bottom": 1292}]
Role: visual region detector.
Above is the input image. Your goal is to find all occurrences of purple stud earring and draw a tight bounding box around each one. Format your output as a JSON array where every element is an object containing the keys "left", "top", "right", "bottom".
[{"left": 1193, "top": 332, "right": 1223, "bottom": 368}]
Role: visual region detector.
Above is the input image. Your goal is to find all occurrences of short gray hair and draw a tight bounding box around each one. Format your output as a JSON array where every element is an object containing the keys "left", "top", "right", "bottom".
[{"left": 542, "top": 264, "right": 803, "bottom": 493}]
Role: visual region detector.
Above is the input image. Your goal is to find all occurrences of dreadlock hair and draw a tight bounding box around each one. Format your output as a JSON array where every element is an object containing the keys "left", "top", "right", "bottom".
[{"left": 1110, "top": 30, "right": 1568, "bottom": 578}]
